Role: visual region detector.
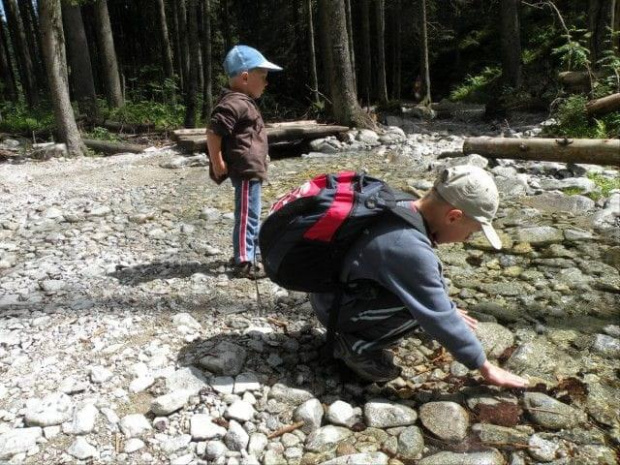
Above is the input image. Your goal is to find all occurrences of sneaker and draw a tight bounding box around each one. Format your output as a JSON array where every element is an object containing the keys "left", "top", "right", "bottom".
[{"left": 333, "top": 334, "right": 401, "bottom": 383}]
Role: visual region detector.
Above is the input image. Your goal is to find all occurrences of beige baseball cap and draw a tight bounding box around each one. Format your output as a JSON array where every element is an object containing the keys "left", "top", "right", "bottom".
[{"left": 434, "top": 165, "right": 502, "bottom": 250}]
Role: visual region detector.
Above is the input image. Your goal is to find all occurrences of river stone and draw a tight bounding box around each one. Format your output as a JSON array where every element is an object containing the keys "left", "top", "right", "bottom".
[
  {"left": 269, "top": 383, "right": 313, "bottom": 405},
  {"left": 319, "top": 452, "right": 389, "bottom": 465},
  {"left": 523, "top": 392, "right": 586, "bottom": 429},
  {"left": 527, "top": 191, "right": 596, "bottom": 213},
  {"left": 0, "top": 427, "right": 42, "bottom": 460},
  {"left": 224, "top": 420, "right": 249, "bottom": 451},
  {"left": 165, "top": 367, "right": 209, "bottom": 395},
  {"left": 205, "top": 440, "right": 228, "bottom": 461},
  {"left": 67, "top": 437, "right": 99, "bottom": 460},
  {"left": 119, "top": 414, "right": 152, "bottom": 437},
  {"left": 151, "top": 391, "right": 190, "bottom": 415},
  {"left": 364, "top": 399, "right": 417, "bottom": 428},
  {"left": 65, "top": 403, "right": 98, "bottom": 435},
  {"left": 25, "top": 392, "right": 74, "bottom": 426},
  {"left": 475, "top": 322, "right": 515, "bottom": 358},
  {"left": 528, "top": 433, "right": 560, "bottom": 462},
  {"left": 471, "top": 302, "right": 521, "bottom": 324},
  {"left": 584, "top": 378, "right": 620, "bottom": 426},
  {"left": 511, "top": 226, "right": 564, "bottom": 246},
  {"left": 472, "top": 423, "right": 529, "bottom": 444},
  {"left": 419, "top": 402, "right": 469, "bottom": 441},
  {"left": 397, "top": 426, "right": 424, "bottom": 460},
  {"left": 305, "top": 425, "right": 352, "bottom": 453},
  {"left": 248, "top": 432, "right": 268, "bottom": 458},
  {"left": 504, "top": 338, "right": 579, "bottom": 379},
  {"left": 418, "top": 449, "right": 505, "bottom": 465},
  {"left": 294, "top": 398, "right": 324, "bottom": 433},
  {"left": 234, "top": 372, "right": 261, "bottom": 393},
  {"left": 326, "top": 400, "right": 355, "bottom": 427},
  {"left": 477, "top": 281, "right": 533, "bottom": 297},
  {"left": 356, "top": 130, "right": 380, "bottom": 146},
  {"left": 190, "top": 414, "right": 226, "bottom": 440},
  {"left": 225, "top": 400, "right": 255, "bottom": 422},
  {"left": 591, "top": 334, "right": 620, "bottom": 358},
  {"left": 199, "top": 341, "right": 247, "bottom": 375},
  {"left": 538, "top": 177, "right": 597, "bottom": 194}
]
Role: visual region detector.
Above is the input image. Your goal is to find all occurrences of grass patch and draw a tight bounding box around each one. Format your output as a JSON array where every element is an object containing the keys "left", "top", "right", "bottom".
[{"left": 587, "top": 172, "right": 620, "bottom": 197}]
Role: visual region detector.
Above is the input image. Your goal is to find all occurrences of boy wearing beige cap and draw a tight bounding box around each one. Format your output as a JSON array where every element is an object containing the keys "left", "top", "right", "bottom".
[{"left": 310, "top": 165, "right": 528, "bottom": 388}]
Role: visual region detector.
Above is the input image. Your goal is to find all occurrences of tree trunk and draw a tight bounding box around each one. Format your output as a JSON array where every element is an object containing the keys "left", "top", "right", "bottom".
[
  {"left": 360, "top": 0, "right": 372, "bottom": 105},
  {"left": 184, "top": 0, "right": 199, "bottom": 128},
  {"left": 18, "top": 0, "right": 45, "bottom": 90},
  {"left": 61, "top": 0, "right": 98, "bottom": 119},
  {"left": 201, "top": 0, "right": 213, "bottom": 119},
  {"left": 317, "top": 0, "right": 373, "bottom": 127},
  {"left": 589, "top": 0, "right": 617, "bottom": 63},
  {"left": 463, "top": 137, "right": 620, "bottom": 166},
  {"left": 169, "top": 0, "right": 184, "bottom": 89},
  {"left": 586, "top": 92, "right": 620, "bottom": 115},
  {"left": 0, "top": 17, "right": 17, "bottom": 101},
  {"left": 305, "top": 0, "right": 320, "bottom": 105},
  {"left": 39, "top": 0, "right": 85, "bottom": 157},
  {"left": 94, "top": 0, "right": 123, "bottom": 107},
  {"left": 344, "top": 0, "right": 356, "bottom": 90},
  {"left": 375, "top": 0, "right": 388, "bottom": 103},
  {"left": 500, "top": 0, "right": 522, "bottom": 88},
  {"left": 614, "top": 0, "right": 620, "bottom": 53},
  {"left": 221, "top": 0, "right": 233, "bottom": 52},
  {"left": 3, "top": 0, "right": 38, "bottom": 107},
  {"left": 156, "top": 0, "right": 174, "bottom": 80},
  {"left": 177, "top": 0, "right": 190, "bottom": 91},
  {"left": 419, "top": 0, "right": 431, "bottom": 104},
  {"left": 391, "top": 0, "right": 402, "bottom": 100}
]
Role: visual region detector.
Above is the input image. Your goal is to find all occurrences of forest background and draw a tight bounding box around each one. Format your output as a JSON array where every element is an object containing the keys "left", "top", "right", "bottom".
[{"left": 0, "top": 0, "right": 618, "bottom": 158}]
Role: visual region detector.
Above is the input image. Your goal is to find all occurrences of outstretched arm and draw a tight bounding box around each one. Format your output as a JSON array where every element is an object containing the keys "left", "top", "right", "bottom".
[{"left": 479, "top": 360, "right": 529, "bottom": 388}]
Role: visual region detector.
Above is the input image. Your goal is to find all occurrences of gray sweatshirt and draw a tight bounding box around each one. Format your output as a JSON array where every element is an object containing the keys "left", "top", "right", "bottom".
[{"left": 311, "top": 215, "right": 486, "bottom": 370}]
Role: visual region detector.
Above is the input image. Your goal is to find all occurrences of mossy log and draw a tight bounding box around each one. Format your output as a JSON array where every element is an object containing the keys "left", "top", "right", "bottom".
[{"left": 463, "top": 137, "right": 620, "bottom": 166}]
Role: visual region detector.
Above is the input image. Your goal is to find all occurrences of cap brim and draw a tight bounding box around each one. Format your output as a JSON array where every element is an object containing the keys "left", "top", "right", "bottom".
[
  {"left": 481, "top": 223, "right": 502, "bottom": 250},
  {"left": 257, "top": 60, "right": 283, "bottom": 72}
]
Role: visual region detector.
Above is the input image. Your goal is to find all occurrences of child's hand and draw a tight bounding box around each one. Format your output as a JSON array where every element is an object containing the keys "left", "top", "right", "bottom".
[
  {"left": 211, "top": 159, "right": 228, "bottom": 179},
  {"left": 457, "top": 308, "right": 478, "bottom": 332},
  {"left": 479, "top": 361, "right": 529, "bottom": 388}
]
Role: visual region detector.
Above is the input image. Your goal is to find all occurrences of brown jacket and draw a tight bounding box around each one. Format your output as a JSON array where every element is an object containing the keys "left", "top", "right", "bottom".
[{"left": 208, "top": 89, "right": 268, "bottom": 183}]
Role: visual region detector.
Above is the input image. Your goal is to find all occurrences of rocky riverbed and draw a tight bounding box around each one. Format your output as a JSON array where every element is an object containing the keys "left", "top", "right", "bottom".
[{"left": 0, "top": 117, "right": 619, "bottom": 465}]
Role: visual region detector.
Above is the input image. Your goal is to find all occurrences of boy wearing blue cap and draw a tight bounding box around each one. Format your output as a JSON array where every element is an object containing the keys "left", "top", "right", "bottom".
[{"left": 207, "top": 45, "right": 283, "bottom": 279}]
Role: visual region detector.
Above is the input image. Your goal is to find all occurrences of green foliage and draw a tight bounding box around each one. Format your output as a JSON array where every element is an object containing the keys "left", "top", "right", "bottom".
[
  {"left": 88, "top": 127, "right": 119, "bottom": 142},
  {"left": 543, "top": 95, "right": 620, "bottom": 139},
  {"left": 103, "top": 101, "right": 185, "bottom": 130},
  {"left": 449, "top": 66, "right": 501, "bottom": 103},
  {"left": 551, "top": 28, "right": 590, "bottom": 70},
  {"left": 587, "top": 172, "right": 620, "bottom": 198},
  {"left": 0, "top": 102, "right": 55, "bottom": 133}
]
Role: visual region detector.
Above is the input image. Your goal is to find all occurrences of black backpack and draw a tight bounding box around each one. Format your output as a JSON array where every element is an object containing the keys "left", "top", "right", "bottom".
[{"left": 259, "top": 171, "right": 427, "bottom": 355}]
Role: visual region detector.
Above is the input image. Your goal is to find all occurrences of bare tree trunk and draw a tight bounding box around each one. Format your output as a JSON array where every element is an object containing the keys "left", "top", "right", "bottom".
[
  {"left": 305, "top": 0, "right": 320, "bottom": 105},
  {"left": 500, "top": 0, "right": 522, "bottom": 88},
  {"left": 221, "top": 0, "right": 232, "bottom": 52},
  {"left": 420, "top": 0, "right": 431, "bottom": 104},
  {"left": 3, "top": 0, "right": 38, "bottom": 107},
  {"left": 613, "top": 0, "right": 620, "bottom": 53},
  {"left": 391, "top": 0, "right": 402, "bottom": 100},
  {"left": 184, "top": 0, "right": 199, "bottom": 128},
  {"left": 94, "top": 0, "right": 123, "bottom": 107},
  {"left": 0, "top": 17, "right": 18, "bottom": 101},
  {"left": 201, "top": 0, "right": 213, "bottom": 119},
  {"left": 589, "top": 0, "right": 617, "bottom": 63},
  {"left": 375, "top": 0, "right": 388, "bottom": 103},
  {"left": 344, "top": 0, "right": 356, "bottom": 90},
  {"left": 360, "top": 0, "right": 372, "bottom": 105},
  {"left": 169, "top": 0, "right": 183, "bottom": 89},
  {"left": 177, "top": 0, "right": 189, "bottom": 91},
  {"left": 317, "top": 0, "right": 373, "bottom": 127},
  {"left": 61, "top": 0, "right": 98, "bottom": 119},
  {"left": 156, "top": 0, "right": 174, "bottom": 80},
  {"left": 39, "top": 0, "right": 85, "bottom": 157},
  {"left": 18, "top": 0, "right": 45, "bottom": 90}
]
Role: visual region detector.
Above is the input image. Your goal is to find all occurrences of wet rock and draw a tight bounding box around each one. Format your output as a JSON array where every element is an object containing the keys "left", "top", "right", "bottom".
[
  {"left": 504, "top": 338, "right": 579, "bottom": 379},
  {"left": 472, "top": 423, "right": 529, "bottom": 445},
  {"left": 528, "top": 433, "right": 560, "bottom": 462},
  {"left": 419, "top": 402, "right": 469, "bottom": 441},
  {"left": 199, "top": 341, "right": 247, "bottom": 376},
  {"left": 527, "top": 191, "right": 596, "bottom": 214},
  {"left": 356, "top": 130, "right": 381, "bottom": 146},
  {"left": 523, "top": 392, "right": 586, "bottom": 429},
  {"left": 591, "top": 334, "right": 620, "bottom": 358},
  {"left": 364, "top": 399, "right": 417, "bottom": 428},
  {"left": 418, "top": 449, "right": 505, "bottom": 465},
  {"left": 397, "top": 426, "right": 424, "bottom": 460},
  {"left": 584, "top": 377, "right": 620, "bottom": 426},
  {"left": 471, "top": 302, "right": 522, "bottom": 324},
  {"left": 0, "top": 427, "right": 42, "bottom": 460},
  {"left": 204, "top": 440, "right": 228, "bottom": 461},
  {"left": 475, "top": 322, "right": 515, "bottom": 358}
]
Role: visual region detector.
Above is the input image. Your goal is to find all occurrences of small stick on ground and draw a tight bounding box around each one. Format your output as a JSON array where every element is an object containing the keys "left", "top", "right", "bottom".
[{"left": 267, "top": 421, "right": 305, "bottom": 439}]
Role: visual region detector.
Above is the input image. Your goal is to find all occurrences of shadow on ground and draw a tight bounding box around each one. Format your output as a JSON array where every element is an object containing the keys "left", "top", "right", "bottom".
[{"left": 109, "top": 259, "right": 232, "bottom": 285}]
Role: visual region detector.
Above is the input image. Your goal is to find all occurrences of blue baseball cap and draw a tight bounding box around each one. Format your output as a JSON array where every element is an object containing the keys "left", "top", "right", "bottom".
[{"left": 223, "top": 45, "right": 283, "bottom": 77}]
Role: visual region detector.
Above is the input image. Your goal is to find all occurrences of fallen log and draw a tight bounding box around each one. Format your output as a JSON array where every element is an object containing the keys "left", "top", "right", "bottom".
[
  {"left": 97, "top": 121, "right": 157, "bottom": 133},
  {"left": 463, "top": 137, "right": 620, "bottom": 166},
  {"left": 83, "top": 138, "right": 147, "bottom": 155},
  {"left": 586, "top": 92, "right": 620, "bottom": 116},
  {"left": 558, "top": 71, "right": 593, "bottom": 88}
]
